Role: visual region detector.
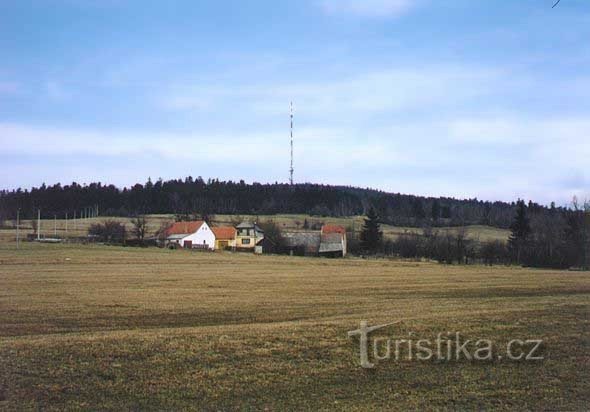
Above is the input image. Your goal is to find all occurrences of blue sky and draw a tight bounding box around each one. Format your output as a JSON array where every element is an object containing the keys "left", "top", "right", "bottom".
[{"left": 0, "top": 0, "right": 589, "bottom": 205}]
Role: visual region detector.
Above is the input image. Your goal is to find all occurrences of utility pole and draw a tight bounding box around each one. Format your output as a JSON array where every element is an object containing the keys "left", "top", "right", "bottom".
[
  {"left": 54, "top": 215, "right": 57, "bottom": 237},
  {"left": 37, "top": 209, "right": 41, "bottom": 240},
  {"left": 289, "top": 101, "right": 294, "bottom": 185},
  {"left": 16, "top": 209, "right": 20, "bottom": 249},
  {"left": 65, "top": 213, "right": 68, "bottom": 238}
]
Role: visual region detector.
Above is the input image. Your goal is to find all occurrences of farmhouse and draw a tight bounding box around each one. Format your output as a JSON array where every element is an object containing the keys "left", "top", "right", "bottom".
[
  {"left": 235, "top": 221, "right": 264, "bottom": 250},
  {"left": 166, "top": 221, "right": 215, "bottom": 250},
  {"left": 164, "top": 220, "right": 345, "bottom": 257}
]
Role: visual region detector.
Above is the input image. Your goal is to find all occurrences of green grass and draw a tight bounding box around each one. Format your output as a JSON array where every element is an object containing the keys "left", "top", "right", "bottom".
[{"left": 0, "top": 242, "right": 588, "bottom": 410}]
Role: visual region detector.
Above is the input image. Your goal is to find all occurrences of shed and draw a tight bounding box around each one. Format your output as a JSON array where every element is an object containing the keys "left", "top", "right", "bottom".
[{"left": 283, "top": 232, "right": 321, "bottom": 256}]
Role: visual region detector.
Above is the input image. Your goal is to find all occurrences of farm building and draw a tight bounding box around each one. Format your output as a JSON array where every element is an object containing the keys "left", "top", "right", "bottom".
[
  {"left": 284, "top": 225, "right": 347, "bottom": 257},
  {"left": 235, "top": 221, "right": 264, "bottom": 250},
  {"left": 163, "top": 220, "right": 345, "bottom": 256},
  {"left": 320, "top": 225, "right": 347, "bottom": 257},
  {"left": 165, "top": 221, "right": 215, "bottom": 250},
  {"left": 211, "top": 226, "right": 237, "bottom": 250},
  {"left": 283, "top": 232, "right": 321, "bottom": 256}
]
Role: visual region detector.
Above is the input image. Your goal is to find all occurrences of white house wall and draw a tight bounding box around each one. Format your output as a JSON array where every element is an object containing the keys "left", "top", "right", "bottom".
[{"left": 180, "top": 222, "right": 216, "bottom": 250}]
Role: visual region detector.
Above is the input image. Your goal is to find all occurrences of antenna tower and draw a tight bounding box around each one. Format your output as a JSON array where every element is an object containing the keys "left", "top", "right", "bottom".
[{"left": 289, "top": 101, "right": 294, "bottom": 185}]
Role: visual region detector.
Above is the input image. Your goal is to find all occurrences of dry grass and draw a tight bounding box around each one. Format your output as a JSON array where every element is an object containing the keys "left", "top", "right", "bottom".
[
  {"left": 0, "top": 243, "right": 588, "bottom": 410},
  {"left": 2, "top": 213, "right": 510, "bottom": 244}
]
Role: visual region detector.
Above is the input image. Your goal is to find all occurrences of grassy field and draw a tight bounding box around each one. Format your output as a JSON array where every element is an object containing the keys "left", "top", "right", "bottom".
[
  {"left": 1, "top": 213, "right": 510, "bottom": 243},
  {"left": 0, "top": 242, "right": 588, "bottom": 410}
]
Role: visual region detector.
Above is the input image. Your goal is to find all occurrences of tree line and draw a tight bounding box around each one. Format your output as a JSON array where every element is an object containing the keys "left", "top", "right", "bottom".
[
  {"left": 0, "top": 176, "right": 566, "bottom": 229},
  {"left": 81, "top": 198, "right": 588, "bottom": 269},
  {"left": 357, "top": 199, "right": 590, "bottom": 270}
]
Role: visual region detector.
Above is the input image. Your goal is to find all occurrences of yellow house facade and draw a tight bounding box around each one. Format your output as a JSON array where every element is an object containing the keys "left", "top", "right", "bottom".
[
  {"left": 211, "top": 227, "right": 237, "bottom": 250},
  {"left": 235, "top": 221, "right": 264, "bottom": 249}
]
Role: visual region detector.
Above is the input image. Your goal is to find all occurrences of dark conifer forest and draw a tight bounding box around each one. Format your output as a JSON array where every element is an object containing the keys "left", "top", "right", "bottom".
[{"left": 0, "top": 176, "right": 557, "bottom": 227}]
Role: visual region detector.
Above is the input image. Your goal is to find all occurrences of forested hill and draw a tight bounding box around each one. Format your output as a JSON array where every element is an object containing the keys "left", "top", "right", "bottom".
[{"left": 0, "top": 177, "right": 558, "bottom": 228}]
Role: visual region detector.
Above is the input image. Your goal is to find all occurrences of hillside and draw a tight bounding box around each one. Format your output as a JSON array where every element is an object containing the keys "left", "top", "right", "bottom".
[{"left": 0, "top": 178, "right": 560, "bottom": 229}]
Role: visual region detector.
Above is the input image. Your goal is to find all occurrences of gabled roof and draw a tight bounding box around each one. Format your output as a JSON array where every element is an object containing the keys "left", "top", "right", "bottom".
[
  {"left": 321, "top": 233, "right": 344, "bottom": 243},
  {"left": 319, "top": 233, "right": 344, "bottom": 253},
  {"left": 167, "top": 234, "right": 186, "bottom": 240},
  {"left": 236, "top": 221, "right": 255, "bottom": 229},
  {"left": 321, "top": 225, "right": 346, "bottom": 235},
  {"left": 283, "top": 232, "right": 321, "bottom": 252},
  {"left": 236, "top": 221, "right": 264, "bottom": 233},
  {"left": 166, "top": 221, "right": 205, "bottom": 236},
  {"left": 319, "top": 242, "right": 344, "bottom": 253},
  {"left": 212, "top": 226, "right": 236, "bottom": 240}
]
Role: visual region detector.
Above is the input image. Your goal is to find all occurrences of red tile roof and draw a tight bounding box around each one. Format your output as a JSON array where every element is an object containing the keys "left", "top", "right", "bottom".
[
  {"left": 166, "top": 221, "right": 205, "bottom": 236},
  {"left": 321, "top": 224, "right": 346, "bottom": 235},
  {"left": 212, "top": 226, "right": 236, "bottom": 240}
]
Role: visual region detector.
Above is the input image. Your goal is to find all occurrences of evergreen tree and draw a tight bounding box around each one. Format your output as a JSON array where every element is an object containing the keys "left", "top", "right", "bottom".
[
  {"left": 412, "top": 198, "right": 426, "bottom": 219},
  {"left": 431, "top": 200, "right": 441, "bottom": 221},
  {"left": 0, "top": 175, "right": 554, "bottom": 230},
  {"left": 508, "top": 200, "right": 531, "bottom": 264},
  {"left": 360, "top": 207, "right": 383, "bottom": 253},
  {"left": 563, "top": 198, "right": 589, "bottom": 269},
  {"left": 441, "top": 205, "right": 452, "bottom": 219}
]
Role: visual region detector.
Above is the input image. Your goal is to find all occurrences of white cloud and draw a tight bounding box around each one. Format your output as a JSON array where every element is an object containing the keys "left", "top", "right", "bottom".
[
  {"left": 159, "top": 65, "right": 501, "bottom": 120},
  {"left": 2, "top": 112, "right": 588, "bottom": 205},
  {"left": 320, "top": 0, "right": 418, "bottom": 18},
  {"left": 0, "top": 123, "right": 281, "bottom": 160},
  {"left": 3, "top": 59, "right": 589, "bottom": 204}
]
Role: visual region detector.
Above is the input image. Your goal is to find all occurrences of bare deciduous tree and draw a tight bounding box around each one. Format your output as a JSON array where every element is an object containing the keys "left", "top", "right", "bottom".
[
  {"left": 131, "top": 215, "right": 148, "bottom": 244},
  {"left": 155, "top": 221, "right": 173, "bottom": 243}
]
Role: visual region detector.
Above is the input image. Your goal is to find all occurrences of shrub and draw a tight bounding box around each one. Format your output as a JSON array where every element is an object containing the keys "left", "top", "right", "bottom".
[
  {"left": 88, "top": 220, "right": 126, "bottom": 244},
  {"left": 479, "top": 240, "right": 509, "bottom": 266}
]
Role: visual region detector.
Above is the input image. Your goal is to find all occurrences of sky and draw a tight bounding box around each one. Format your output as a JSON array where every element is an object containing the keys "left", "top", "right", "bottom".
[{"left": 0, "top": 0, "right": 589, "bottom": 206}]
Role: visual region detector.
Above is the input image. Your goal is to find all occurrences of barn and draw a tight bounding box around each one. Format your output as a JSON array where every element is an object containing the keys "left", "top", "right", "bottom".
[
  {"left": 320, "top": 225, "right": 347, "bottom": 257},
  {"left": 283, "top": 225, "right": 347, "bottom": 257},
  {"left": 283, "top": 231, "right": 321, "bottom": 256}
]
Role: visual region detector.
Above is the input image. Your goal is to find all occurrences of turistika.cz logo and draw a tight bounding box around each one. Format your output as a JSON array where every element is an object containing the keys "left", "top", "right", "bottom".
[{"left": 348, "top": 321, "right": 544, "bottom": 369}]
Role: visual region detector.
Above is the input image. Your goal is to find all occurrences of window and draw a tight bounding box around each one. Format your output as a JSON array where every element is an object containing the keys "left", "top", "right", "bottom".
[{"left": 242, "top": 238, "right": 251, "bottom": 245}]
